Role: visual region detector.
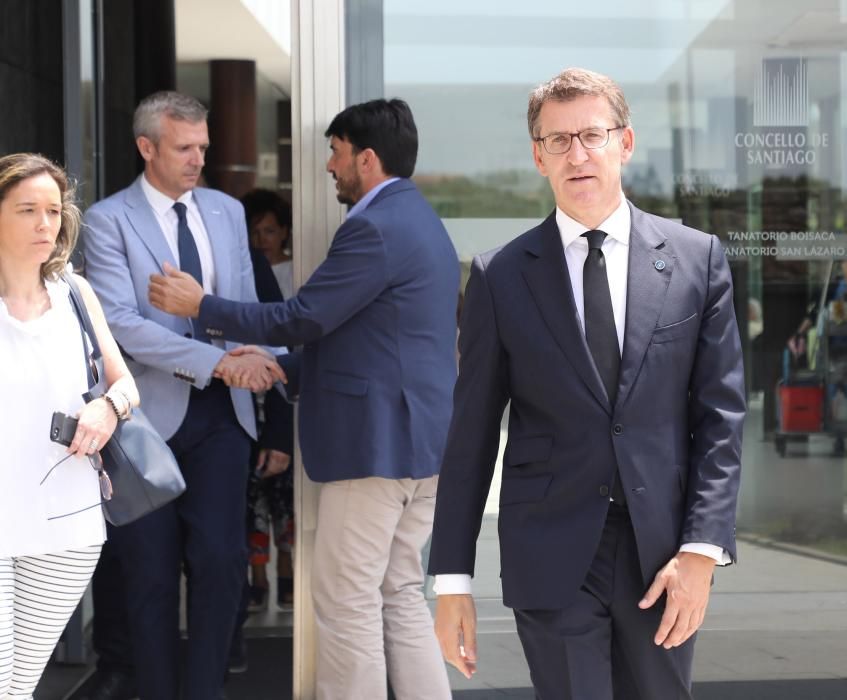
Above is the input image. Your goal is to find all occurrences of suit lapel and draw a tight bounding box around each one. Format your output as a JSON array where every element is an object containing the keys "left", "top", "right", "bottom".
[
  {"left": 124, "top": 178, "right": 174, "bottom": 271},
  {"left": 616, "top": 204, "right": 674, "bottom": 409},
  {"left": 193, "top": 188, "right": 231, "bottom": 298},
  {"left": 521, "top": 214, "right": 611, "bottom": 413}
]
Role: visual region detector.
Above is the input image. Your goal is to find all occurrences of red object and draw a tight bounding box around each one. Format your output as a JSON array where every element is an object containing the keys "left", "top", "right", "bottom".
[{"left": 779, "top": 385, "right": 823, "bottom": 432}]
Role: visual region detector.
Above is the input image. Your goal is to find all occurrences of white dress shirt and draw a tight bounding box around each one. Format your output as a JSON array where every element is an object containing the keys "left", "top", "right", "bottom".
[
  {"left": 140, "top": 175, "right": 217, "bottom": 295},
  {"left": 434, "top": 194, "right": 727, "bottom": 597}
]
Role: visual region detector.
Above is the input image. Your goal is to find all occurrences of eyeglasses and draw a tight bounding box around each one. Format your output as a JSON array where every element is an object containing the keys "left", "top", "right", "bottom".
[
  {"left": 89, "top": 451, "right": 114, "bottom": 501},
  {"left": 41, "top": 451, "right": 113, "bottom": 520},
  {"left": 534, "top": 126, "right": 625, "bottom": 155}
]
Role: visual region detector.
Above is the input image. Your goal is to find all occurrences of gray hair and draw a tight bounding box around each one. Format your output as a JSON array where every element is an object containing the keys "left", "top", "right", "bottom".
[
  {"left": 527, "top": 67, "right": 631, "bottom": 139},
  {"left": 133, "top": 91, "right": 208, "bottom": 142}
]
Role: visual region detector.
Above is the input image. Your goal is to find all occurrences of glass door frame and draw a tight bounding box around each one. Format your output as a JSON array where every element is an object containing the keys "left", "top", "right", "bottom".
[{"left": 290, "top": 1, "right": 346, "bottom": 697}]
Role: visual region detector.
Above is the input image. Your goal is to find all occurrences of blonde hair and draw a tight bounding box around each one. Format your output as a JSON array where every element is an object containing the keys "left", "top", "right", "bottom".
[
  {"left": 527, "top": 67, "right": 631, "bottom": 138},
  {"left": 0, "top": 153, "right": 81, "bottom": 280}
]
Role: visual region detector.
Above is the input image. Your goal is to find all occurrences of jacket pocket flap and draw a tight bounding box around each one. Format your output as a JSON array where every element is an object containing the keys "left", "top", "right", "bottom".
[
  {"left": 652, "top": 312, "right": 698, "bottom": 344},
  {"left": 499, "top": 474, "right": 553, "bottom": 506},
  {"left": 504, "top": 435, "right": 553, "bottom": 467},
  {"left": 320, "top": 371, "right": 369, "bottom": 396}
]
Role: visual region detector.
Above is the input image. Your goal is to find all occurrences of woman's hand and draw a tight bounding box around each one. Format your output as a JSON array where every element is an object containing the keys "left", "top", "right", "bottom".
[{"left": 68, "top": 398, "right": 118, "bottom": 458}]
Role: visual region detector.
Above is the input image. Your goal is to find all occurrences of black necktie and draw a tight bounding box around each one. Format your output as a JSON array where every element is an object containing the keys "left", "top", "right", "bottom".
[
  {"left": 173, "top": 202, "right": 209, "bottom": 343},
  {"left": 582, "top": 230, "right": 620, "bottom": 403},
  {"left": 583, "top": 229, "right": 626, "bottom": 505}
]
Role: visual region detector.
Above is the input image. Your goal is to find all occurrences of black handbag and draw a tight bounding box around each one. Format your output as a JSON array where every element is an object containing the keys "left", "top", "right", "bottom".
[{"left": 64, "top": 274, "right": 186, "bottom": 526}]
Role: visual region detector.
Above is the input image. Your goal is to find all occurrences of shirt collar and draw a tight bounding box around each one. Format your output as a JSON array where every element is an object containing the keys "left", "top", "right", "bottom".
[
  {"left": 140, "top": 174, "right": 194, "bottom": 217},
  {"left": 346, "top": 177, "right": 401, "bottom": 219},
  {"left": 555, "top": 194, "right": 631, "bottom": 249}
]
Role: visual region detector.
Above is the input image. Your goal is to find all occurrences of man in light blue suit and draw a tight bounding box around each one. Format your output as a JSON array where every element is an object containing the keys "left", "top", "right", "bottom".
[
  {"left": 150, "top": 99, "right": 458, "bottom": 700},
  {"left": 82, "top": 91, "right": 283, "bottom": 700}
]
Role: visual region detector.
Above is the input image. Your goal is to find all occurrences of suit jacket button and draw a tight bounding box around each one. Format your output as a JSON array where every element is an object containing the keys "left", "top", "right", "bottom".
[
  {"left": 613, "top": 424, "right": 623, "bottom": 435},
  {"left": 599, "top": 485, "right": 610, "bottom": 497}
]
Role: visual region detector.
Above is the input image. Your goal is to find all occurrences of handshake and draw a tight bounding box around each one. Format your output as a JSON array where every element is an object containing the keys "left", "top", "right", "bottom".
[{"left": 213, "top": 345, "right": 286, "bottom": 392}]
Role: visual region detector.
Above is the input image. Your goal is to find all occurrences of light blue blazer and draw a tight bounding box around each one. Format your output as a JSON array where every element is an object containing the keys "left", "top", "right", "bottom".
[{"left": 81, "top": 176, "right": 258, "bottom": 441}]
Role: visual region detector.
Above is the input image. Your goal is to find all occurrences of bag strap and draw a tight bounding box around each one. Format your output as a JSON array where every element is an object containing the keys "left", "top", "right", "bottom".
[{"left": 63, "top": 273, "right": 101, "bottom": 392}]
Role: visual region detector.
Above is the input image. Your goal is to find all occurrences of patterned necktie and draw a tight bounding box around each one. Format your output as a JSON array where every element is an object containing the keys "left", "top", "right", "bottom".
[
  {"left": 172, "top": 202, "right": 209, "bottom": 343},
  {"left": 582, "top": 229, "right": 626, "bottom": 504}
]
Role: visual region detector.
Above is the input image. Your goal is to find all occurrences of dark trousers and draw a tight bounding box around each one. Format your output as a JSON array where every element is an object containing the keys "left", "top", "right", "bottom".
[
  {"left": 110, "top": 381, "right": 251, "bottom": 700},
  {"left": 91, "top": 534, "right": 133, "bottom": 676},
  {"left": 514, "top": 504, "right": 695, "bottom": 700}
]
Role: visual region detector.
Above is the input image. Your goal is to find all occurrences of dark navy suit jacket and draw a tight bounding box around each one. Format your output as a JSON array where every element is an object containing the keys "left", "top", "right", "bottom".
[
  {"left": 198, "top": 179, "right": 460, "bottom": 483},
  {"left": 428, "top": 203, "right": 746, "bottom": 610}
]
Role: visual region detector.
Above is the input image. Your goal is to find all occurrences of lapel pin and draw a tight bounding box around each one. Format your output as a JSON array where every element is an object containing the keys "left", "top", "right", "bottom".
[{"left": 654, "top": 260, "right": 666, "bottom": 271}]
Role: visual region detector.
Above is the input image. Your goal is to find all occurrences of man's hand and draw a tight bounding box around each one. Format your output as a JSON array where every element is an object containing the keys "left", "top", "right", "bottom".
[
  {"left": 214, "top": 351, "right": 285, "bottom": 392},
  {"left": 255, "top": 449, "right": 291, "bottom": 478},
  {"left": 434, "top": 594, "right": 478, "bottom": 679},
  {"left": 149, "top": 262, "right": 204, "bottom": 318},
  {"left": 228, "top": 345, "right": 288, "bottom": 384},
  {"left": 639, "top": 551, "right": 716, "bottom": 649}
]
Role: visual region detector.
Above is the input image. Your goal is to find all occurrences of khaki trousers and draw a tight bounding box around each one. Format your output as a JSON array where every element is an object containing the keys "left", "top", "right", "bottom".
[{"left": 312, "top": 475, "right": 451, "bottom": 700}]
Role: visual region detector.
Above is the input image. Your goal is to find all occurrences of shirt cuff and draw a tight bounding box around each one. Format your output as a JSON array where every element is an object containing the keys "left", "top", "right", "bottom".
[
  {"left": 679, "top": 542, "right": 731, "bottom": 565},
  {"left": 433, "top": 574, "right": 473, "bottom": 595}
]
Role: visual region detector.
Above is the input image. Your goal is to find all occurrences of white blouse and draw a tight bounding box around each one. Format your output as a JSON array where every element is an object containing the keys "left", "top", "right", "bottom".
[
  {"left": 0, "top": 278, "right": 106, "bottom": 557},
  {"left": 272, "top": 260, "right": 294, "bottom": 300}
]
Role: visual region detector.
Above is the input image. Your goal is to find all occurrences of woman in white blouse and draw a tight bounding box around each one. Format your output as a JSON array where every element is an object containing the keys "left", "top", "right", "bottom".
[{"left": 0, "top": 153, "right": 139, "bottom": 698}]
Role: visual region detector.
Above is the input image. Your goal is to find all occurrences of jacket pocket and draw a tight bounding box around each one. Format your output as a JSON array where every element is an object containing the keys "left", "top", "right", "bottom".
[
  {"left": 320, "top": 371, "right": 369, "bottom": 396},
  {"left": 651, "top": 312, "right": 698, "bottom": 344},
  {"left": 500, "top": 474, "right": 553, "bottom": 506},
  {"left": 503, "top": 435, "right": 553, "bottom": 468}
]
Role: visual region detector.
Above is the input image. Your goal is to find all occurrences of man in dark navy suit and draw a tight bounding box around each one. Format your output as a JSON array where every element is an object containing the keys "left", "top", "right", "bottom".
[
  {"left": 428, "top": 68, "right": 745, "bottom": 700},
  {"left": 150, "top": 99, "right": 459, "bottom": 700}
]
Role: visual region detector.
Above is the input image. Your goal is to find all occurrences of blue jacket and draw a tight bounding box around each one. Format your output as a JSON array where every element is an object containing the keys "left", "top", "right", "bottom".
[
  {"left": 199, "top": 179, "right": 460, "bottom": 482},
  {"left": 428, "top": 204, "right": 746, "bottom": 610}
]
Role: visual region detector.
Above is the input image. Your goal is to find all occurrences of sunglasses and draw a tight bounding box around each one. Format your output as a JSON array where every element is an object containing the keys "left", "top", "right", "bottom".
[{"left": 41, "top": 451, "right": 113, "bottom": 520}]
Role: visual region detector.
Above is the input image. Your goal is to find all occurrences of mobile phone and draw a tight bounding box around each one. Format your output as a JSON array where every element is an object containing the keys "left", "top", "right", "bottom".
[{"left": 50, "top": 411, "right": 79, "bottom": 447}]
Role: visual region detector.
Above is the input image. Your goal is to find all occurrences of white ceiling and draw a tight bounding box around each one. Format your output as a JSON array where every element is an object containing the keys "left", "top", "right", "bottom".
[{"left": 175, "top": 0, "right": 291, "bottom": 95}]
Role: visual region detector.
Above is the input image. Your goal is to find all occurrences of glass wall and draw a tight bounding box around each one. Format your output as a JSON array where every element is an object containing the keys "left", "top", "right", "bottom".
[{"left": 349, "top": 0, "right": 847, "bottom": 695}]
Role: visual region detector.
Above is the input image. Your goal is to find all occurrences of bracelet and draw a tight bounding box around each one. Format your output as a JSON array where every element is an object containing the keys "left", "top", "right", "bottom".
[
  {"left": 116, "top": 389, "right": 132, "bottom": 419},
  {"left": 116, "top": 389, "right": 132, "bottom": 417},
  {"left": 103, "top": 393, "right": 124, "bottom": 421}
]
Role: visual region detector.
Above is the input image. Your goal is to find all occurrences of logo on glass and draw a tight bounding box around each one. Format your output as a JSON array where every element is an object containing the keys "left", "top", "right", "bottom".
[{"left": 753, "top": 58, "right": 808, "bottom": 128}]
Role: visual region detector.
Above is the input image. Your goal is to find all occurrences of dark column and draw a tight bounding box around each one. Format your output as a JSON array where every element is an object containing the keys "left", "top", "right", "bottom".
[
  {"left": 101, "top": 0, "right": 140, "bottom": 196},
  {"left": 207, "top": 60, "right": 257, "bottom": 198},
  {"left": 133, "top": 0, "right": 176, "bottom": 100},
  {"left": 0, "top": 0, "right": 64, "bottom": 160}
]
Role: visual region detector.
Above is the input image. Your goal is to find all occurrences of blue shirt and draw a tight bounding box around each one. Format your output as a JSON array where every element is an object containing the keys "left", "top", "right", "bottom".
[{"left": 346, "top": 177, "right": 400, "bottom": 219}]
